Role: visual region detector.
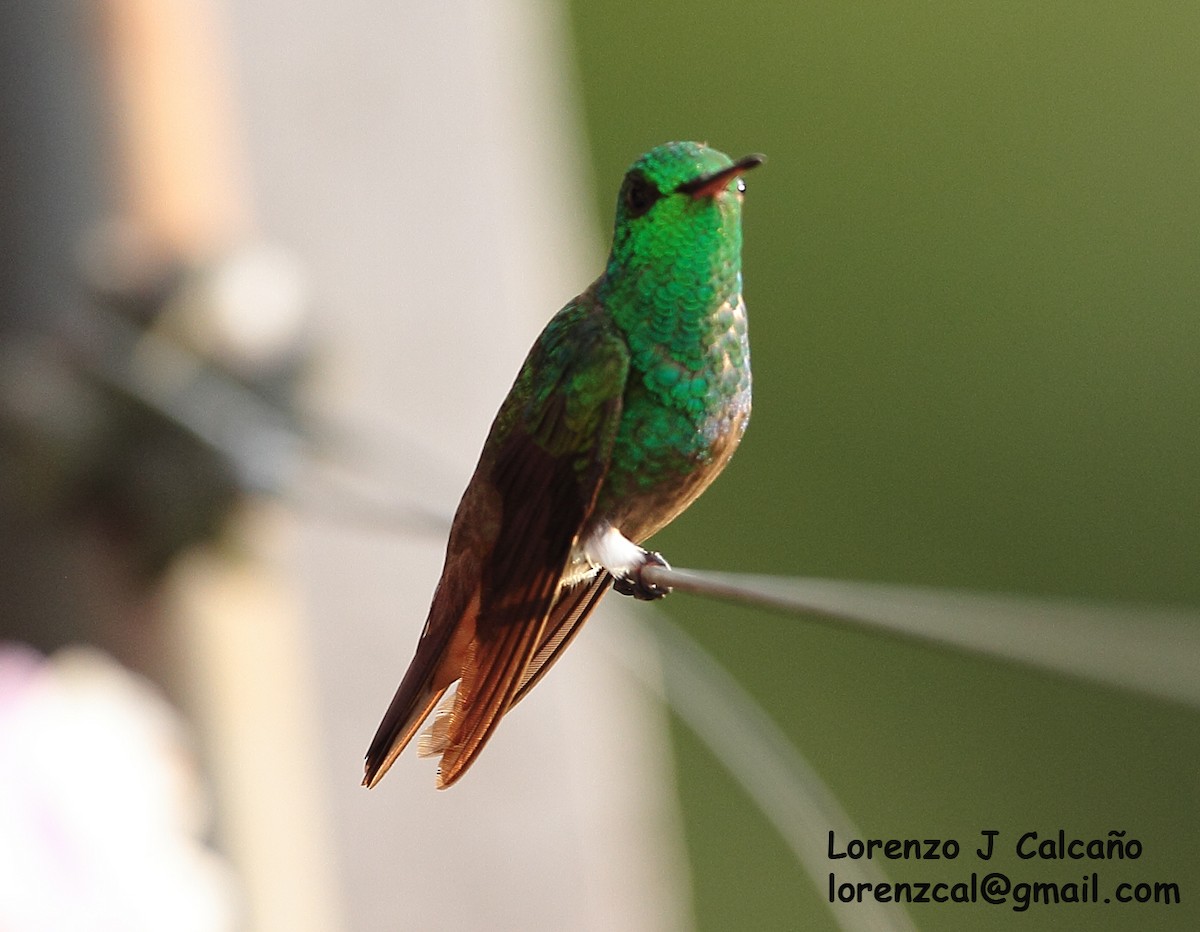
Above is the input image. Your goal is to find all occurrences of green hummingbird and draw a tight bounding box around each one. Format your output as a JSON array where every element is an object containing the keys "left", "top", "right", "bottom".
[{"left": 364, "top": 141, "right": 763, "bottom": 789}]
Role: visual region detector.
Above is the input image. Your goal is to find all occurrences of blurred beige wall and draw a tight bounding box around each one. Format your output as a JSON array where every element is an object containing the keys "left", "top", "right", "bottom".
[{"left": 219, "top": 1, "right": 694, "bottom": 929}]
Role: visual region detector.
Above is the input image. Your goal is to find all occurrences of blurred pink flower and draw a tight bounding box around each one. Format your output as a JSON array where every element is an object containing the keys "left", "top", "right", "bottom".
[{"left": 0, "top": 644, "right": 237, "bottom": 931}]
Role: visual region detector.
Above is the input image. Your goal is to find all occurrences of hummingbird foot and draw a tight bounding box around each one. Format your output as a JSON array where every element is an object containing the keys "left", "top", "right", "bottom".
[
  {"left": 578, "top": 523, "right": 672, "bottom": 599},
  {"left": 613, "top": 551, "right": 672, "bottom": 601}
]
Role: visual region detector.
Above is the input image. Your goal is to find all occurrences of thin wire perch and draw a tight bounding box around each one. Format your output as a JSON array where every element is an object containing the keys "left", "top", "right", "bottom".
[{"left": 639, "top": 563, "right": 1200, "bottom": 712}]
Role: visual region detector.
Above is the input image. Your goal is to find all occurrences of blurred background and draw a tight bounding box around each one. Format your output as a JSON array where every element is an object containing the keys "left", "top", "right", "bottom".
[{"left": 1, "top": 1, "right": 1197, "bottom": 930}]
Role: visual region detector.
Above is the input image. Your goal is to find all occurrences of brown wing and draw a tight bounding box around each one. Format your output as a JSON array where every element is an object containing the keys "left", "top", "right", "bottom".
[
  {"left": 429, "top": 424, "right": 607, "bottom": 788},
  {"left": 363, "top": 300, "right": 629, "bottom": 789},
  {"left": 510, "top": 571, "right": 613, "bottom": 708}
]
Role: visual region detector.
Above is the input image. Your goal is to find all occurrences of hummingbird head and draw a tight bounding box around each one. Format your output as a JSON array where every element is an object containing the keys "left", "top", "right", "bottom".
[
  {"left": 600, "top": 142, "right": 764, "bottom": 350},
  {"left": 614, "top": 143, "right": 765, "bottom": 226}
]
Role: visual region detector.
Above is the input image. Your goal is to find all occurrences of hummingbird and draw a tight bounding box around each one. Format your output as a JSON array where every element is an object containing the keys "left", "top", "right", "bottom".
[{"left": 364, "top": 141, "right": 763, "bottom": 789}]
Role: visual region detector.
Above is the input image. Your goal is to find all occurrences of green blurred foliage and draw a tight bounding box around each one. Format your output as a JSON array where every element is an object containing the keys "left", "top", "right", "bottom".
[{"left": 566, "top": 1, "right": 1200, "bottom": 929}]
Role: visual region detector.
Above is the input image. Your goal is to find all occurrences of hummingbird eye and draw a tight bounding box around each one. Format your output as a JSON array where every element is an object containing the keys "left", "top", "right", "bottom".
[{"left": 624, "top": 174, "right": 662, "bottom": 218}]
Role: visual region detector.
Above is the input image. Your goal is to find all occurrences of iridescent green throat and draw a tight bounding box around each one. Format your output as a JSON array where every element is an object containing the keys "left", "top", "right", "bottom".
[{"left": 596, "top": 142, "right": 749, "bottom": 406}]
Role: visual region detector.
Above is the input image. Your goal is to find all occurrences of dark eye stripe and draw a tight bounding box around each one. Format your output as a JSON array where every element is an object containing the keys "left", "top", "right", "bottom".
[{"left": 624, "top": 173, "right": 662, "bottom": 218}]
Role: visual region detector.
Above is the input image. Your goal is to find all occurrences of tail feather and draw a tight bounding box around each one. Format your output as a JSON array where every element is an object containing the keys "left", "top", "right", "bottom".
[
  {"left": 512, "top": 572, "right": 612, "bottom": 707},
  {"left": 432, "top": 606, "right": 549, "bottom": 788},
  {"left": 363, "top": 587, "right": 478, "bottom": 787},
  {"left": 416, "top": 683, "right": 460, "bottom": 757},
  {"left": 363, "top": 679, "right": 447, "bottom": 788}
]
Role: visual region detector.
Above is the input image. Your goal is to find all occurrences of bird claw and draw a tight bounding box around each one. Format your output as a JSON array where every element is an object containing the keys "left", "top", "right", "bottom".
[{"left": 612, "top": 551, "right": 672, "bottom": 601}]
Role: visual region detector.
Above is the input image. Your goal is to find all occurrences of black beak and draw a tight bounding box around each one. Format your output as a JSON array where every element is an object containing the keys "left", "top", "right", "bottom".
[{"left": 674, "top": 153, "right": 766, "bottom": 199}]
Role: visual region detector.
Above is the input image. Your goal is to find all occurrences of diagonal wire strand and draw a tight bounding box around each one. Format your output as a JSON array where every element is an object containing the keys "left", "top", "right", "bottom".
[
  {"left": 602, "top": 613, "right": 917, "bottom": 932},
  {"left": 638, "top": 565, "right": 1200, "bottom": 711}
]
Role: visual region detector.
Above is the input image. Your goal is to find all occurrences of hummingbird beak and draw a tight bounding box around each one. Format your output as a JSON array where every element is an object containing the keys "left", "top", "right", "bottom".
[{"left": 674, "top": 153, "right": 766, "bottom": 199}]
